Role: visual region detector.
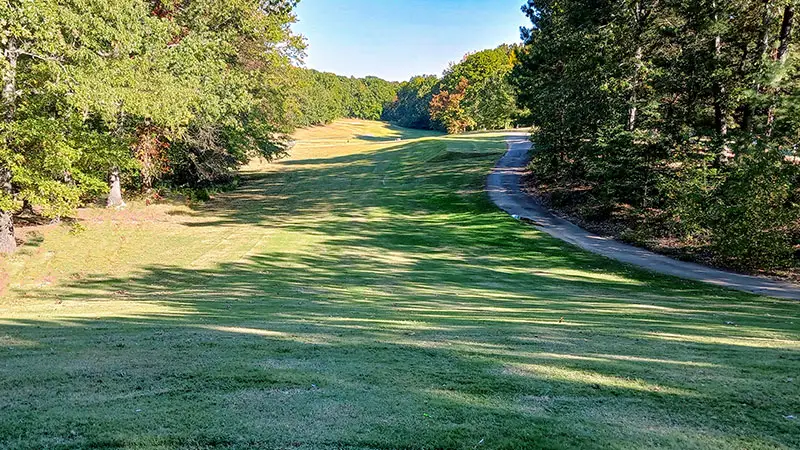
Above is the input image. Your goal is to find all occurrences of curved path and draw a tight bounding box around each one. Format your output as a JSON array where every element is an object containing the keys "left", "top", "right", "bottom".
[{"left": 488, "top": 134, "right": 800, "bottom": 300}]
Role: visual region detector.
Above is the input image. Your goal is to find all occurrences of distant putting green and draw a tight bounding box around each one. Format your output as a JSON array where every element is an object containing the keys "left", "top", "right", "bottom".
[{"left": 1, "top": 120, "right": 798, "bottom": 449}]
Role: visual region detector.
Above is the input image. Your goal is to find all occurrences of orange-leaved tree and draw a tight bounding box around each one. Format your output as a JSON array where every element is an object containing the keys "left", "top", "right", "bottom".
[{"left": 429, "top": 78, "right": 474, "bottom": 134}]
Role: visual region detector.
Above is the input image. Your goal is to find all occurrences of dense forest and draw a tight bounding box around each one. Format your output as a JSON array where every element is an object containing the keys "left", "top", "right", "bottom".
[
  {"left": 0, "top": 0, "right": 401, "bottom": 254},
  {"left": 287, "top": 69, "right": 399, "bottom": 127},
  {"left": 0, "top": 0, "right": 525, "bottom": 255},
  {"left": 2, "top": 0, "right": 297, "bottom": 253},
  {"left": 383, "top": 45, "right": 528, "bottom": 133},
  {"left": 512, "top": 0, "right": 800, "bottom": 273}
]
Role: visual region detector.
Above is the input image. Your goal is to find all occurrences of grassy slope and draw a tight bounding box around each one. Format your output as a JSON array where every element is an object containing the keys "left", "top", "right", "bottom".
[{"left": 1, "top": 120, "right": 799, "bottom": 450}]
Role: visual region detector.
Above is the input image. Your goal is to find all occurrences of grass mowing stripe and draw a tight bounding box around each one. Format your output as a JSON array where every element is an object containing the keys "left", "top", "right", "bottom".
[{"left": 0, "top": 120, "right": 798, "bottom": 449}]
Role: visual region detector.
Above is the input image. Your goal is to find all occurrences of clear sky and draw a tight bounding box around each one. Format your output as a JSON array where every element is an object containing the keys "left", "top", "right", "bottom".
[{"left": 292, "top": 0, "right": 529, "bottom": 81}]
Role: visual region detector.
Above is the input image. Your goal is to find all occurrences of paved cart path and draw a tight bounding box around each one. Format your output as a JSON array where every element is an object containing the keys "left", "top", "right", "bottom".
[{"left": 487, "top": 134, "right": 800, "bottom": 300}]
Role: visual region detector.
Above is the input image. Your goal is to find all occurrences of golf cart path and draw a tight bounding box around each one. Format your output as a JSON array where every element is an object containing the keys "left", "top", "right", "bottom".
[{"left": 488, "top": 134, "right": 800, "bottom": 300}]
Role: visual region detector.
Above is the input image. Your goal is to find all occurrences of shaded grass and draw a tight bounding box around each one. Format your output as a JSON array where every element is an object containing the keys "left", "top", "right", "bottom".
[{"left": 1, "top": 120, "right": 799, "bottom": 449}]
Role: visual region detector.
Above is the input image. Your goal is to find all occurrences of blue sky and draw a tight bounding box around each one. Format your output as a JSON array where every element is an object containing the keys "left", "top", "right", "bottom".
[{"left": 292, "top": 0, "right": 529, "bottom": 81}]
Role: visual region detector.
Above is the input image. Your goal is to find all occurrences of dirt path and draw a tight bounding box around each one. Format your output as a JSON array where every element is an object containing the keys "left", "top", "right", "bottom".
[{"left": 488, "top": 134, "right": 800, "bottom": 300}]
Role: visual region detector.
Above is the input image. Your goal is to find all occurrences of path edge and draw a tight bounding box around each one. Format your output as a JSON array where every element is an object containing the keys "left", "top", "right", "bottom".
[{"left": 487, "top": 134, "right": 800, "bottom": 300}]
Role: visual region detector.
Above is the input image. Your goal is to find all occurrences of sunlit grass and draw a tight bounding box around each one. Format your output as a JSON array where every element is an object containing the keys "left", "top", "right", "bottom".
[{"left": 1, "top": 120, "right": 799, "bottom": 449}]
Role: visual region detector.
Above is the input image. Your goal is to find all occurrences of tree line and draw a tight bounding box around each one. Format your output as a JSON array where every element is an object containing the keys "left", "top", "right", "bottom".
[
  {"left": 382, "top": 45, "right": 529, "bottom": 133},
  {"left": 287, "top": 69, "right": 399, "bottom": 127},
  {"left": 511, "top": 0, "right": 800, "bottom": 271},
  {"left": 0, "top": 0, "right": 401, "bottom": 254},
  {"left": 1, "top": 0, "right": 528, "bottom": 256},
  {"left": 7, "top": 0, "right": 793, "bottom": 273}
]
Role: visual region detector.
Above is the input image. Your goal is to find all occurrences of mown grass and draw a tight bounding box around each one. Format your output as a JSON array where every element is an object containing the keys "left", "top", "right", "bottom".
[{"left": 1, "top": 120, "right": 799, "bottom": 449}]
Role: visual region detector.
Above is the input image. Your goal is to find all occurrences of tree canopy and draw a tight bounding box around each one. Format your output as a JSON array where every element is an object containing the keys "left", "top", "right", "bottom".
[
  {"left": 286, "top": 69, "right": 399, "bottom": 127},
  {"left": 383, "top": 44, "right": 525, "bottom": 132},
  {"left": 0, "top": 0, "right": 402, "bottom": 253},
  {"left": 510, "top": 0, "right": 800, "bottom": 270},
  {"left": 381, "top": 75, "right": 440, "bottom": 129}
]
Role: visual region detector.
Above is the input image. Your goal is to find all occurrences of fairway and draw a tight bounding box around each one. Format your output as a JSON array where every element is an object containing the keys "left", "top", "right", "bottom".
[{"left": 1, "top": 121, "right": 799, "bottom": 449}]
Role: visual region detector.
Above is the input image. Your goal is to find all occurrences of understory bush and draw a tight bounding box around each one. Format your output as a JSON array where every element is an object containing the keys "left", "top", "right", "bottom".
[{"left": 514, "top": 0, "right": 800, "bottom": 273}]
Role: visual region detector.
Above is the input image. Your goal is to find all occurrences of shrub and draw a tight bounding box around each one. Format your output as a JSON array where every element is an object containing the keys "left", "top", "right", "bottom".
[{"left": 707, "top": 143, "right": 798, "bottom": 270}]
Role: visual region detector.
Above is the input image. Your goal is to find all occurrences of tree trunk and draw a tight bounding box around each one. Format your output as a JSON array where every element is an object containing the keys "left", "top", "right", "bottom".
[
  {"left": 742, "top": 1, "right": 772, "bottom": 132},
  {"left": 106, "top": 167, "right": 126, "bottom": 208},
  {"left": 108, "top": 106, "right": 128, "bottom": 208},
  {"left": 0, "top": 167, "right": 15, "bottom": 254},
  {"left": 741, "top": 103, "right": 753, "bottom": 132},
  {"left": 3, "top": 36, "right": 18, "bottom": 120},
  {"left": 712, "top": 11, "right": 727, "bottom": 138},
  {"left": 711, "top": 1, "right": 732, "bottom": 165},
  {"left": 628, "top": 101, "right": 638, "bottom": 131},
  {"left": 714, "top": 95, "right": 728, "bottom": 136},
  {"left": 756, "top": 1, "right": 774, "bottom": 61},
  {"left": 712, "top": 54, "right": 730, "bottom": 162},
  {"left": 627, "top": 1, "right": 646, "bottom": 132},
  {"left": 767, "top": 5, "right": 794, "bottom": 135},
  {"left": 776, "top": 5, "right": 794, "bottom": 63},
  {"left": 628, "top": 46, "right": 642, "bottom": 131},
  {"left": 0, "top": 210, "right": 15, "bottom": 254},
  {"left": 1, "top": 37, "right": 18, "bottom": 253}
]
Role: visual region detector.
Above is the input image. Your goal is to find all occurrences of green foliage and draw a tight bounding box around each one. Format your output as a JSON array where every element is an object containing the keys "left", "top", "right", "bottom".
[
  {"left": 1, "top": 0, "right": 304, "bottom": 224},
  {"left": 441, "top": 45, "right": 516, "bottom": 92},
  {"left": 3, "top": 117, "right": 124, "bottom": 217},
  {"left": 467, "top": 74, "right": 518, "bottom": 130},
  {"left": 709, "top": 146, "right": 797, "bottom": 269},
  {"left": 663, "top": 141, "right": 798, "bottom": 270},
  {"left": 382, "top": 75, "right": 440, "bottom": 129},
  {"left": 286, "top": 68, "right": 399, "bottom": 127},
  {"left": 449, "top": 46, "right": 519, "bottom": 131},
  {"left": 384, "top": 45, "right": 523, "bottom": 133},
  {"left": 512, "top": 0, "right": 800, "bottom": 271}
]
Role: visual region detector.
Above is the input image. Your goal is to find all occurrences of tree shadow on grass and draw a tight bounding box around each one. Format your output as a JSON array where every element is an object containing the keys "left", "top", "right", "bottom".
[
  {"left": 354, "top": 134, "right": 407, "bottom": 142},
  {"left": 4, "top": 221, "right": 800, "bottom": 448},
  {"left": 2, "top": 135, "right": 799, "bottom": 449}
]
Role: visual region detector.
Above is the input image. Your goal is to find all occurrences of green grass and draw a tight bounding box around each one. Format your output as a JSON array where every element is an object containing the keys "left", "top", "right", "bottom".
[{"left": 1, "top": 119, "right": 799, "bottom": 449}]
